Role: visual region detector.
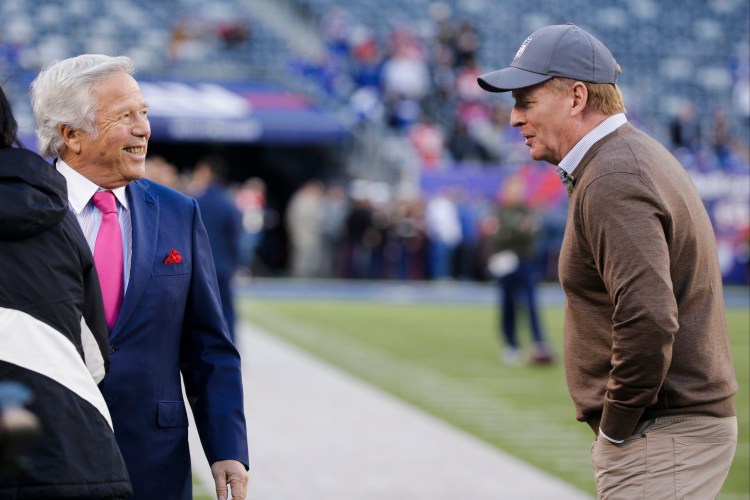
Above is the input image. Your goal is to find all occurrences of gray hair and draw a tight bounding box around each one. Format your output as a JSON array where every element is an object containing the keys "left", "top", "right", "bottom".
[{"left": 30, "top": 54, "right": 135, "bottom": 158}]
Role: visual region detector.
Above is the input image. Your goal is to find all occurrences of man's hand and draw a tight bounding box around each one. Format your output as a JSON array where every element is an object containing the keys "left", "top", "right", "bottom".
[{"left": 211, "top": 460, "right": 248, "bottom": 500}]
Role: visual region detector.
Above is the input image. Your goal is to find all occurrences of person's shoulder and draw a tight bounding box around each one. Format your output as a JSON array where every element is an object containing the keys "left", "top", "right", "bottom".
[
  {"left": 608, "top": 123, "right": 669, "bottom": 154},
  {"left": 131, "top": 178, "right": 197, "bottom": 207},
  {"left": 588, "top": 123, "right": 663, "bottom": 169}
]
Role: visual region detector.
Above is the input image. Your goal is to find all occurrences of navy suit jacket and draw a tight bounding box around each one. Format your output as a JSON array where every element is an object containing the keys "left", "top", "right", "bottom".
[
  {"left": 195, "top": 184, "right": 241, "bottom": 279},
  {"left": 100, "top": 178, "right": 248, "bottom": 499}
]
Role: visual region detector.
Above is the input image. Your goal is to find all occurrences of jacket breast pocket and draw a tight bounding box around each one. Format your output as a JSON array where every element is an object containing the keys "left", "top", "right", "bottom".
[
  {"left": 157, "top": 400, "right": 189, "bottom": 428},
  {"left": 152, "top": 261, "right": 191, "bottom": 276}
]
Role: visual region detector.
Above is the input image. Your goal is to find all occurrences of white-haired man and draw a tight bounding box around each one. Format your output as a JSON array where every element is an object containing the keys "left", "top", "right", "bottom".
[{"left": 31, "top": 54, "right": 248, "bottom": 500}]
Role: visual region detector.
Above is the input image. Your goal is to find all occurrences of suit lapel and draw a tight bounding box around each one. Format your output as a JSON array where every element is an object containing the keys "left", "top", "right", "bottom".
[{"left": 112, "top": 180, "right": 157, "bottom": 338}]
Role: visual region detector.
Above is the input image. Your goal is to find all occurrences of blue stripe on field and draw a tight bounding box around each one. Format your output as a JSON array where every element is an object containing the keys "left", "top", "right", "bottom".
[{"left": 235, "top": 279, "right": 749, "bottom": 309}]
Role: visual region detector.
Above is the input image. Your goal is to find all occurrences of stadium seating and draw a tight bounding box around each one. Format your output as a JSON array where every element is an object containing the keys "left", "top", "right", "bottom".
[
  {"left": 290, "top": 0, "right": 747, "bottom": 142},
  {"left": 1, "top": 0, "right": 748, "bottom": 153}
]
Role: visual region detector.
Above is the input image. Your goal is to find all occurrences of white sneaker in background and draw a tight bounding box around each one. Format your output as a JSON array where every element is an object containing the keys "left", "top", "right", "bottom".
[{"left": 501, "top": 347, "right": 522, "bottom": 365}]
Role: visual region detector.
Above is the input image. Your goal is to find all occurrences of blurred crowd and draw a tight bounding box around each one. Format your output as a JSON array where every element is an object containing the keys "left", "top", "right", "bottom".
[
  {"left": 4, "top": 1, "right": 746, "bottom": 284},
  {"left": 292, "top": 4, "right": 530, "bottom": 168},
  {"left": 145, "top": 156, "right": 566, "bottom": 283},
  {"left": 168, "top": 14, "right": 253, "bottom": 62},
  {"left": 271, "top": 4, "right": 748, "bottom": 285},
  {"left": 0, "top": 1, "right": 254, "bottom": 71},
  {"left": 293, "top": 4, "right": 750, "bottom": 173},
  {"left": 1, "top": 1, "right": 748, "bottom": 174}
]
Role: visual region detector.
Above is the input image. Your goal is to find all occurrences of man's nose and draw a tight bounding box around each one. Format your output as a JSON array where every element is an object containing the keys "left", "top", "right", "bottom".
[
  {"left": 510, "top": 107, "right": 524, "bottom": 127},
  {"left": 133, "top": 114, "right": 151, "bottom": 138}
]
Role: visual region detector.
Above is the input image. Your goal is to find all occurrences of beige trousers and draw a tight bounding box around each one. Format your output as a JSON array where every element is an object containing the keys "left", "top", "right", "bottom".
[{"left": 590, "top": 415, "right": 737, "bottom": 499}]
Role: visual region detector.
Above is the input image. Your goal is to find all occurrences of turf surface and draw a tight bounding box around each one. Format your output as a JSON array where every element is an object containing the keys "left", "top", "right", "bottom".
[{"left": 239, "top": 298, "right": 749, "bottom": 498}]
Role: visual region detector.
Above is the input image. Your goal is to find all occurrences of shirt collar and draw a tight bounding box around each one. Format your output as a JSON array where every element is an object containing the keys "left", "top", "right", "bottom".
[
  {"left": 558, "top": 113, "right": 628, "bottom": 176},
  {"left": 56, "top": 159, "right": 129, "bottom": 213}
]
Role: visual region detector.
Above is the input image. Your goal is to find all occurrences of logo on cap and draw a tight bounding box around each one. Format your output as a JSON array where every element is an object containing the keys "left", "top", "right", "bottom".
[{"left": 514, "top": 36, "right": 532, "bottom": 60}]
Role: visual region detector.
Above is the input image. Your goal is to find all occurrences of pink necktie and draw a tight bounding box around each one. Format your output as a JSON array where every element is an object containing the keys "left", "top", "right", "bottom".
[{"left": 92, "top": 191, "right": 124, "bottom": 330}]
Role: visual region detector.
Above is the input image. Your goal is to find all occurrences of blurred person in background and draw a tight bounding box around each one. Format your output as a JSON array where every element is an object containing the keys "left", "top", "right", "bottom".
[
  {"left": 448, "top": 117, "right": 488, "bottom": 163},
  {"left": 0, "top": 84, "right": 131, "bottom": 497},
  {"left": 454, "top": 55, "right": 489, "bottom": 129},
  {"left": 408, "top": 113, "right": 448, "bottom": 169},
  {"left": 479, "top": 23, "right": 737, "bottom": 498},
  {"left": 235, "top": 176, "right": 267, "bottom": 276},
  {"left": 320, "top": 183, "right": 349, "bottom": 277},
  {"left": 189, "top": 154, "right": 242, "bottom": 342},
  {"left": 344, "top": 190, "right": 379, "bottom": 279},
  {"left": 381, "top": 30, "right": 430, "bottom": 131},
  {"left": 453, "top": 19, "right": 481, "bottom": 68},
  {"left": 144, "top": 154, "right": 182, "bottom": 190},
  {"left": 471, "top": 101, "right": 512, "bottom": 165},
  {"left": 669, "top": 100, "right": 702, "bottom": 155},
  {"left": 30, "top": 54, "right": 248, "bottom": 500},
  {"left": 286, "top": 179, "right": 325, "bottom": 278},
  {"left": 216, "top": 18, "right": 252, "bottom": 50},
  {"left": 453, "top": 188, "right": 484, "bottom": 281},
  {"left": 709, "top": 107, "right": 734, "bottom": 170},
  {"left": 394, "top": 196, "right": 428, "bottom": 281},
  {"left": 424, "top": 190, "right": 462, "bottom": 279},
  {"left": 487, "top": 177, "right": 553, "bottom": 365}
]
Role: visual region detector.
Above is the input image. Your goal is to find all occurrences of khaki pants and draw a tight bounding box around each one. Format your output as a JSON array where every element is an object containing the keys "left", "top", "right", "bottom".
[{"left": 591, "top": 415, "right": 737, "bottom": 499}]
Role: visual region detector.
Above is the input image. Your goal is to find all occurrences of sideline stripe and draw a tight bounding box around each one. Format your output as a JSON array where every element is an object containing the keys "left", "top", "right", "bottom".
[{"left": 0, "top": 307, "right": 112, "bottom": 429}]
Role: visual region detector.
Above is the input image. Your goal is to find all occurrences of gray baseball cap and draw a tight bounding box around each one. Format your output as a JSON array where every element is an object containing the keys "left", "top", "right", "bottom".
[{"left": 477, "top": 23, "right": 619, "bottom": 93}]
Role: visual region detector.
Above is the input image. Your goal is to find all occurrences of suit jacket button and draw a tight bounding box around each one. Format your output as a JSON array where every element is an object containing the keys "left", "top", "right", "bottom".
[{"left": 110, "top": 345, "right": 117, "bottom": 354}]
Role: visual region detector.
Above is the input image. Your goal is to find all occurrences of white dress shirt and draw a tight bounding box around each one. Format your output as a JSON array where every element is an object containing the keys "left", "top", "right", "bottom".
[{"left": 56, "top": 160, "right": 132, "bottom": 292}]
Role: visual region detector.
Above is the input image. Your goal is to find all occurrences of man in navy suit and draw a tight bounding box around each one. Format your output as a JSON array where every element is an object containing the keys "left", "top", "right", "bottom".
[
  {"left": 189, "top": 155, "right": 242, "bottom": 342},
  {"left": 30, "top": 54, "right": 249, "bottom": 499}
]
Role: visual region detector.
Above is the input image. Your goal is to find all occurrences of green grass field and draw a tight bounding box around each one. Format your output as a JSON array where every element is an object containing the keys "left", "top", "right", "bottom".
[{"left": 239, "top": 297, "right": 749, "bottom": 498}]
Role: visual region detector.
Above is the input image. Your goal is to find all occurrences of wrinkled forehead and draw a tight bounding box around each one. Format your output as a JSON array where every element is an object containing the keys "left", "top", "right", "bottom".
[
  {"left": 92, "top": 71, "right": 142, "bottom": 94},
  {"left": 91, "top": 72, "right": 147, "bottom": 108}
]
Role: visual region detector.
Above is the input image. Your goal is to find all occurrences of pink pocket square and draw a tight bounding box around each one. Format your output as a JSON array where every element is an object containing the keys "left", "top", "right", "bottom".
[{"left": 164, "top": 248, "right": 183, "bottom": 264}]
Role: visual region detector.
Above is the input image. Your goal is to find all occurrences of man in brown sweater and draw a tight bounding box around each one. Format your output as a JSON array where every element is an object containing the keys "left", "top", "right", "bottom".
[{"left": 478, "top": 23, "right": 737, "bottom": 498}]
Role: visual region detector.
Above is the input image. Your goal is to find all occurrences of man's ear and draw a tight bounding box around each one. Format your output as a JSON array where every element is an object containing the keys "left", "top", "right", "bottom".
[
  {"left": 570, "top": 82, "right": 588, "bottom": 117},
  {"left": 60, "top": 124, "right": 82, "bottom": 154}
]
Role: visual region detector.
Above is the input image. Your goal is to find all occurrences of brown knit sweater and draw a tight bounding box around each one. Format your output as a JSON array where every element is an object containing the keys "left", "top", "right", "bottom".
[{"left": 558, "top": 123, "right": 737, "bottom": 441}]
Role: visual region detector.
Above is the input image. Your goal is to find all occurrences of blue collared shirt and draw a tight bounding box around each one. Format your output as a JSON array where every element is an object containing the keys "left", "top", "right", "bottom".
[{"left": 558, "top": 113, "right": 628, "bottom": 177}]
